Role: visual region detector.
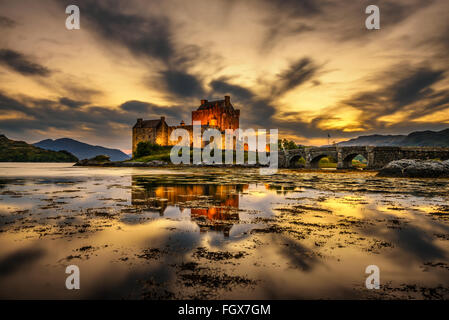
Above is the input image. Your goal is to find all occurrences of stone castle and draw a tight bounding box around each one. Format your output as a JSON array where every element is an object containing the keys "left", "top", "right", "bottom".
[{"left": 132, "top": 96, "right": 240, "bottom": 154}]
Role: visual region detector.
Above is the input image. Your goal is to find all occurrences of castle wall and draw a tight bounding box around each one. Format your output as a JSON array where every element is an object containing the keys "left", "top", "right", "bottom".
[
  {"left": 192, "top": 106, "right": 239, "bottom": 131},
  {"left": 132, "top": 127, "right": 157, "bottom": 154},
  {"left": 132, "top": 121, "right": 169, "bottom": 155},
  {"left": 156, "top": 122, "right": 169, "bottom": 146}
]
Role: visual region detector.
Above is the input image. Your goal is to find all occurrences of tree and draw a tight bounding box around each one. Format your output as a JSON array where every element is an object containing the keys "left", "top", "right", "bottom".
[
  {"left": 278, "top": 138, "right": 301, "bottom": 150},
  {"left": 134, "top": 142, "right": 162, "bottom": 158}
]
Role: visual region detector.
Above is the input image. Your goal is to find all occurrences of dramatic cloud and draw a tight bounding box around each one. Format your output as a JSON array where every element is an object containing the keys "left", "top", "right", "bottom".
[
  {"left": 0, "top": 49, "right": 51, "bottom": 77},
  {"left": 119, "top": 100, "right": 189, "bottom": 121},
  {"left": 209, "top": 74, "right": 323, "bottom": 138},
  {"left": 1, "top": 0, "right": 449, "bottom": 148},
  {"left": 157, "top": 70, "right": 205, "bottom": 98},
  {"left": 392, "top": 68, "right": 444, "bottom": 107},
  {"left": 340, "top": 65, "right": 448, "bottom": 128},
  {"left": 69, "top": 0, "right": 207, "bottom": 99},
  {"left": 272, "top": 58, "right": 320, "bottom": 95},
  {"left": 59, "top": 97, "right": 90, "bottom": 109},
  {"left": 0, "top": 91, "right": 189, "bottom": 147},
  {"left": 76, "top": 1, "right": 174, "bottom": 63},
  {"left": 260, "top": 0, "right": 324, "bottom": 17}
]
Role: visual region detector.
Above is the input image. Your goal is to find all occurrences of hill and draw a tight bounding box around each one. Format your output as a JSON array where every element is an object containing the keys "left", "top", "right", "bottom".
[
  {"left": 338, "top": 128, "right": 449, "bottom": 147},
  {"left": 0, "top": 135, "right": 78, "bottom": 162},
  {"left": 34, "top": 138, "right": 129, "bottom": 161}
]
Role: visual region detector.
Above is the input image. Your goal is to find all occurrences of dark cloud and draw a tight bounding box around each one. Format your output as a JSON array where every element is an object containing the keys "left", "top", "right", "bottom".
[
  {"left": 261, "top": 0, "right": 324, "bottom": 17},
  {"left": 59, "top": 97, "right": 89, "bottom": 108},
  {"left": 0, "top": 247, "right": 45, "bottom": 277},
  {"left": 0, "top": 49, "right": 51, "bottom": 77},
  {"left": 65, "top": 0, "right": 207, "bottom": 100},
  {"left": 119, "top": 100, "right": 189, "bottom": 121},
  {"left": 273, "top": 58, "right": 320, "bottom": 95},
  {"left": 120, "top": 100, "right": 151, "bottom": 113},
  {"left": 0, "top": 91, "right": 190, "bottom": 145},
  {"left": 392, "top": 68, "right": 444, "bottom": 107},
  {"left": 341, "top": 65, "right": 447, "bottom": 129},
  {"left": 0, "top": 16, "right": 16, "bottom": 28},
  {"left": 76, "top": 1, "right": 173, "bottom": 63},
  {"left": 157, "top": 70, "right": 205, "bottom": 98},
  {"left": 210, "top": 78, "right": 255, "bottom": 100}
]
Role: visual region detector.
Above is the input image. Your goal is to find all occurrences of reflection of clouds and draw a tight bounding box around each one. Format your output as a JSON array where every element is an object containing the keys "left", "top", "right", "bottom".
[
  {"left": 274, "top": 236, "right": 319, "bottom": 272},
  {"left": 321, "top": 193, "right": 449, "bottom": 263},
  {"left": 381, "top": 226, "right": 447, "bottom": 261},
  {"left": 0, "top": 247, "right": 45, "bottom": 278}
]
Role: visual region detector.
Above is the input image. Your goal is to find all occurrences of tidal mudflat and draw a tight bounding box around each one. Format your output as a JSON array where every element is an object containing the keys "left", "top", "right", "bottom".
[{"left": 0, "top": 163, "right": 448, "bottom": 299}]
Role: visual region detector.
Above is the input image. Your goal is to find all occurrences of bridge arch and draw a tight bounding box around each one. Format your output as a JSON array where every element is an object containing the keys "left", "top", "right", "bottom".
[
  {"left": 288, "top": 154, "right": 306, "bottom": 168},
  {"left": 341, "top": 152, "right": 369, "bottom": 169},
  {"left": 309, "top": 153, "right": 337, "bottom": 169},
  {"left": 284, "top": 149, "right": 306, "bottom": 168}
]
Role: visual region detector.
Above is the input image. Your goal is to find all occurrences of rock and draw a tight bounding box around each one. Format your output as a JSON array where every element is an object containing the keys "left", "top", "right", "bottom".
[
  {"left": 74, "top": 155, "right": 111, "bottom": 166},
  {"left": 74, "top": 159, "right": 170, "bottom": 167},
  {"left": 377, "top": 159, "right": 449, "bottom": 178},
  {"left": 149, "top": 160, "right": 167, "bottom": 166}
]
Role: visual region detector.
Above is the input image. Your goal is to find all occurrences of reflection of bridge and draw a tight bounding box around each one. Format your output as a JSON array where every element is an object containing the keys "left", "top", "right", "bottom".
[{"left": 279, "top": 146, "right": 449, "bottom": 169}]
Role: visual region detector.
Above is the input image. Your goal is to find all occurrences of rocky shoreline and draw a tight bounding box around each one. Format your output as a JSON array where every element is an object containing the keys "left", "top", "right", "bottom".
[
  {"left": 73, "top": 158, "right": 263, "bottom": 168},
  {"left": 377, "top": 159, "right": 449, "bottom": 178},
  {"left": 74, "top": 157, "right": 449, "bottom": 177},
  {"left": 74, "top": 158, "right": 168, "bottom": 167}
]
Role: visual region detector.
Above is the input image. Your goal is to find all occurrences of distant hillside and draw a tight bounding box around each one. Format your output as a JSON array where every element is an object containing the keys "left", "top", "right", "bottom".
[
  {"left": 34, "top": 138, "right": 129, "bottom": 161},
  {"left": 338, "top": 128, "right": 449, "bottom": 147},
  {"left": 0, "top": 135, "right": 78, "bottom": 162}
]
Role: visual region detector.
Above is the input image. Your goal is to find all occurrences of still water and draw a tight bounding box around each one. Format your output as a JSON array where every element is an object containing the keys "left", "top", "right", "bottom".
[{"left": 0, "top": 163, "right": 448, "bottom": 299}]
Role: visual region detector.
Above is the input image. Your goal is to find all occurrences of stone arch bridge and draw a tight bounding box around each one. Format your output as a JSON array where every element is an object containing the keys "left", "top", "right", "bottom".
[{"left": 278, "top": 146, "right": 449, "bottom": 169}]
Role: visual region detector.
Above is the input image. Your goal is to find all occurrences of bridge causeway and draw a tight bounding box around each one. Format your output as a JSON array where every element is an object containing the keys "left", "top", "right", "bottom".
[{"left": 279, "top": 146, "right": 449, "bottom": 169}]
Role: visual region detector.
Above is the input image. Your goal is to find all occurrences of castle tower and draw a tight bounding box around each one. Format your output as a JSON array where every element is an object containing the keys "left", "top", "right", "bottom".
[{"left": 192, "top": 95, "right": 240, "bottom": 131}]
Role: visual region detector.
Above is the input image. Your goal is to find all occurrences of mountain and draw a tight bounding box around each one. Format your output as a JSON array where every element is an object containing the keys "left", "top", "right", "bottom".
[
  {"left": 338, "top": 128, "right": 449, "bottom": 147},
  {"left": 34, "top": 138, "right": 130, "bottom": 161},
  {"left": 0, "top": 135, "right": 78, "bottom": 162}
]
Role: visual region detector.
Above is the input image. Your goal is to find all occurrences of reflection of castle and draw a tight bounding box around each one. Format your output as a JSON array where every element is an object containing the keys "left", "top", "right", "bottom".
[
  {"left": 132, "top": 96, "right": 240, "bottom": 154},
  {"left": 131, "top": 177, "right": 247, "bottom": 236}
]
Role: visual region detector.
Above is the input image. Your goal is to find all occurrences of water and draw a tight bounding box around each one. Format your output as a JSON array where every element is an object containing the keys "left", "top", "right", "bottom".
[{"left": 0, "top": 163, "right": 448, "bottom": 299}]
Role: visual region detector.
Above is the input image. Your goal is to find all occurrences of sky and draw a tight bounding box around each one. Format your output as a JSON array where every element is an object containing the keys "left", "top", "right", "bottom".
[{"left": 0, "top": 0, "right": 449, "bottom": 153}]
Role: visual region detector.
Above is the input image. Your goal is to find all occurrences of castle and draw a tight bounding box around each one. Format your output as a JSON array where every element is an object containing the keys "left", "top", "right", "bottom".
[{"left": 132, "top": 96, "right": 240, "bottom": 154}]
